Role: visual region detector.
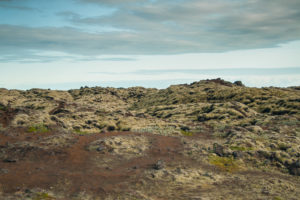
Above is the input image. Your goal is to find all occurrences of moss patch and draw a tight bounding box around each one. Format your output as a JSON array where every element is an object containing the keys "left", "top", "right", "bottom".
[
  {"left": 230, "top": 146, "right": 253, "bottom": 151},
  {"left": 180, "top": 130, "right": 193, "bottom": 136},
  {"left": 33, "top": 192, "right": 54, "bottom": 200},
  {"left": 73, "top": 128, "right": 89, "bottom": 135},
  {"left": 28, "top": 124, "right": 49, "bottom": 133},
  {"left": 209, "top": 156, "right": 240, "bottom": 172}
]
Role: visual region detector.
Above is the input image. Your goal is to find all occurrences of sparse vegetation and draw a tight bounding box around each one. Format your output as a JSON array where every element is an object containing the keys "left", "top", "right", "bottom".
[{"left": 0, "top": 79, "right": 299, "bottom": 199}]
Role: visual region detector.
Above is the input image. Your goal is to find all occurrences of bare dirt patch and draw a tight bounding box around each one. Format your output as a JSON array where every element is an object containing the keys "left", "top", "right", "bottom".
[{"left": 0, "top": 130, "right": 299, "bottom": 199}]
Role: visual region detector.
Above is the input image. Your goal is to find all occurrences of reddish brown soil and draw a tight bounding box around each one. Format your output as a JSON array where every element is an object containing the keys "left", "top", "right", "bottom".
[{"left": 0, "top": 130, "right": 192, "bottom": 198}]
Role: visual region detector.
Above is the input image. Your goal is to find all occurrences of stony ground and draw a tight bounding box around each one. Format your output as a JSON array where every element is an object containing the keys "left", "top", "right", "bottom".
[{"left": 0, "top": 79, "right": 299, "bottom": 199}]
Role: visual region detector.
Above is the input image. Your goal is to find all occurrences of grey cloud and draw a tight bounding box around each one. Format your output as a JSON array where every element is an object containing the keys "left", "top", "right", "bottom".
[
  {"left": 0, "top": 24, "right": 231, "bottom": 62},
  {"left": 78, "top": 0, "right": 146, "bottom": 5},
  {"left": 90, "top": 67, "right": 300, "bottom": 76},
  {"left": 1, "top": 0, "right": 300, "bottom": 61},
  {"left": 99, "top": 57, "right": 137, "bottom": 61},
  {"left": 57, "top": 11, "right": 82, "bottom": 20},
  {"left": 0, "top": 0, "right": 40, "bottom": 11},
  {"left": 0, "top": 4, "right": 38, "bottom": 11},
  {"left": 0, "top": 25, "right": 140, "bottom": 63},
  {"left": 0, "top": 52, "right": 76, "bottom": 63},
  {"left": 0, "top": 25, "right": 185, "bottom": 56},
  {"left": 133, "top": 67, "right": 300, "bottom": 76},
  {"left": 73, "top": 0, "right": 300, "bottom": 48}
]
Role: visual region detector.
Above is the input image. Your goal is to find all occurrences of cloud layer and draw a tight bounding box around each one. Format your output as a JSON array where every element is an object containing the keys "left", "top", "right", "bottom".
[{"left": 1, "top": 0, "right": 300, "bottom": 61}]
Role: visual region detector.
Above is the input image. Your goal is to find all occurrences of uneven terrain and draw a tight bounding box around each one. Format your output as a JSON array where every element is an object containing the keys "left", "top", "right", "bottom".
[{"left": 0, "top": 79, "right": 299, "bottom": 199}]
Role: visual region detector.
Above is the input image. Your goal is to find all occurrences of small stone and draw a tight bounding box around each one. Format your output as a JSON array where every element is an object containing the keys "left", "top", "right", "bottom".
[
  {"left": 0, "top": 168, "right": 9, "bottom": 174},
  {"left": 213, "top": 143, "right": 224, "bottom": 157},
  {"left": 96, "top": 145, "right": 105, "bottom": 152},
  {"left": 269, "top": 143, "right": 277, "bottom": 149},
  {"left": 261, "top": 189, "right": 269, "bottom": 195},
  {"left": 84, "top": 120, "right": 91, "bottom": 125},
  {"left": 132, "top": 165, "right": 139, "bottom": 170},
  {"left": 153, "top": 160, "right": 165, "bottom": 170},
  {"left": 24, "top": 189, "right": 32, "bottom": 193},
  {"left": 175, "top": 167, "right": 182, "bottom": 174},
  {"left": 3, "top": 158, "right": 17, "bottom": 163},
  {"left": 232, "top": 151, "right": 243, "bottom": 158}
]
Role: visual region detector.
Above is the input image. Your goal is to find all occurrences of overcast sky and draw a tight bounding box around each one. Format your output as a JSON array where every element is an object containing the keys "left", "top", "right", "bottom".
[{"left": 0, "top": 0, "right": 299, "bottom": 89}]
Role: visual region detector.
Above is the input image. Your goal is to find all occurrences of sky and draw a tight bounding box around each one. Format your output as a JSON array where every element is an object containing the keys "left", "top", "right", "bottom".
[{"left": 0, "top": 0, "right": 300, "bottom": 90}]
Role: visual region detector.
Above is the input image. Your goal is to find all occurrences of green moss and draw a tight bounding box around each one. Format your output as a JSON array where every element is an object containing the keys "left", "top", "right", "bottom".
[
  {"left": 209, "top": 156, "right": 240, "bottom": 172},
  {"left": 28, "top": 124, "right": 49, "bottom": 133},
  {"left": 180, "top": 130, "right": 193, "bottom": 136},
  {"left": 230, "top": 146, "right": 253, "bottom": 151},
  {"left": 34, "top": 192, "right": 54, "bottom": 200},
  {"left": 73, "top": 128, "right": 88, "bottom": 135}
]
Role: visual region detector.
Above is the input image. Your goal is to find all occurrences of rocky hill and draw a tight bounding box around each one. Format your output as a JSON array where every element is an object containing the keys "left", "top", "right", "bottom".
[{"left": 0, "top": 78, "right": 299, "bottom": 199}]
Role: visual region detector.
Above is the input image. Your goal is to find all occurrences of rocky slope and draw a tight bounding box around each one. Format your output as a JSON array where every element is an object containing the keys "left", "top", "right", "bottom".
[{"left": 0, "top": 78, "right": 299, "bottom": 199}]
